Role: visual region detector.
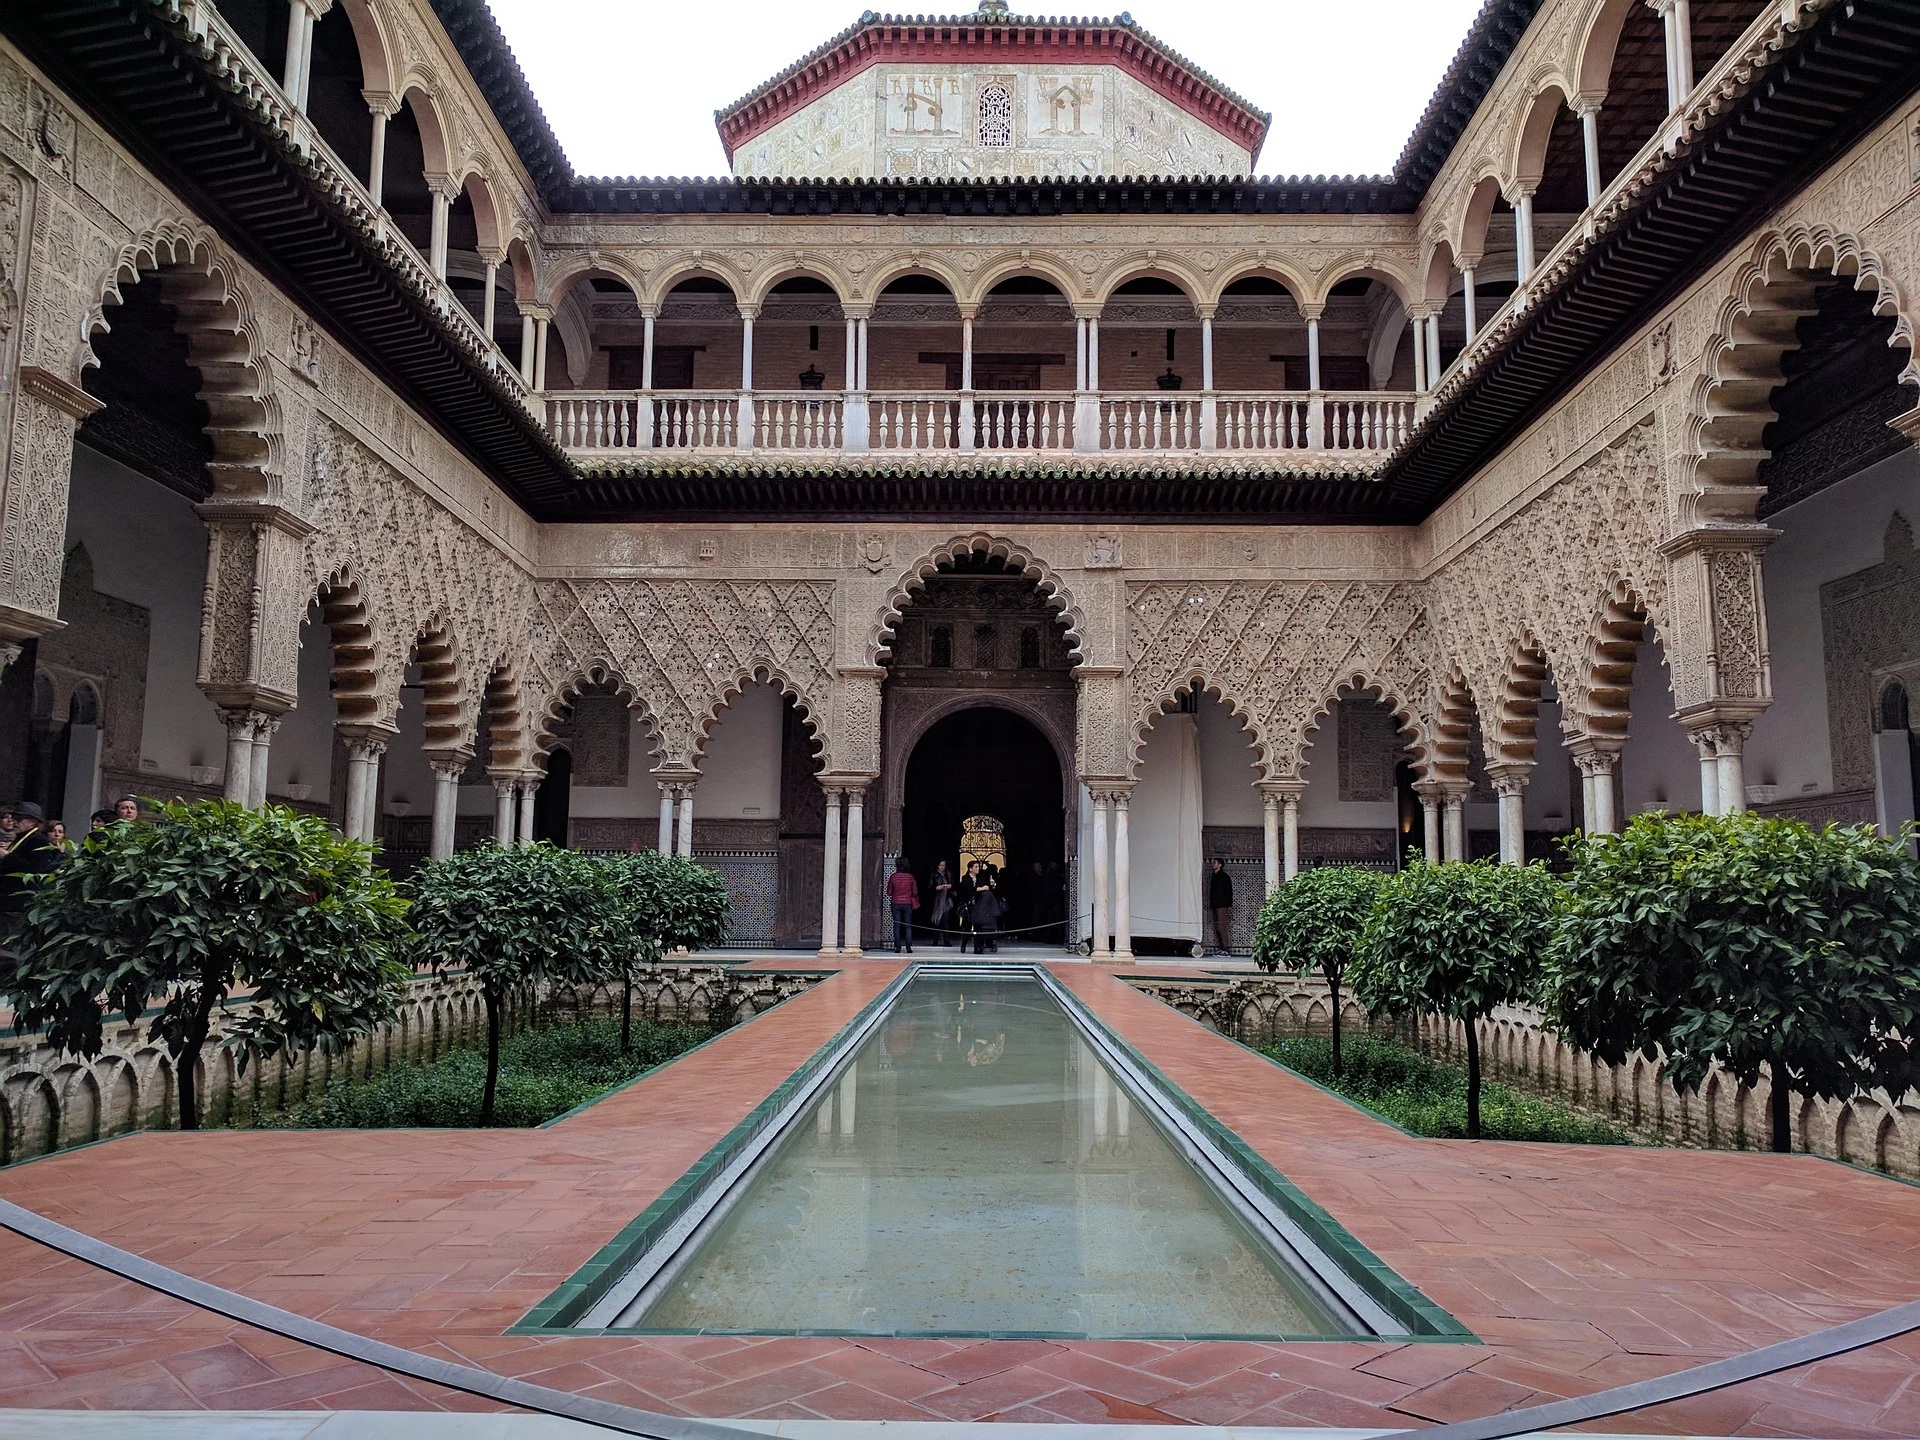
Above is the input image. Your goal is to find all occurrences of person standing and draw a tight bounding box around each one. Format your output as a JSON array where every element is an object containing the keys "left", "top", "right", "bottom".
[
  {"left": 1208, "top": 857, "right": 1235, "bottom": 955},
  {"left": 886, "top": 857, "right": 920, "bottom": 955},
  {"left": 955, "top": 860, "right": 982, "bottom": 954},
  {"left": 972, "top": 874, "right": 1004, "bottom": 955},
  {"left": 114, "top": 796, "right": 140, "bottom": 823},
  {"left": 927, "top": 859, "right": 955, "bottom": 946},
  {"left": 0, "top": 803, "right": 61, "bottom": 929}
]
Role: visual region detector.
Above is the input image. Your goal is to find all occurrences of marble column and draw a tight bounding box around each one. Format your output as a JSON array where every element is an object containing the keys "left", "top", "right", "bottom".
[
  {"left": 1575, "top": 99, "right": 1603, "bottom": 204},
  {"left": 1576, "top": 747, "right": 1620, "bottom": 834},
  {"left": 282, "top": 0, "right": 312, "bottom": 107},
  {"left": 842, "top": 785, "right": 866, "bottom": 956},
  {"left": 1695, "top": 730, "right": 1721, "bottom": 817},
  {"left": 492, "top": 776, "right": 517, "bottom": 846},
  {"left": 676, "top": 782, "right": 696, "bottom": 856},
  {"left": 1421, "top": 791, "right": 1442, "bottom": 861},
  {"left": 819, "top": 784, "right": 843, "bottom": 957},
  {"left": 429, "top": 759, "right": 464, "bottom": 860},
  {"left": 1426, "top": 309, "right": 1443, "bottom": 386},
  {"left": 221, "top": 711, "right": 261, "bottom": 805},
  {"left": 517, "top": 776, "right": 538, "bottom": 847},
  {"left": 427, "top": 177, "right": 455, "bottom": 280},
  {"left": 657, "top": 784, "right": 675, "bottom": 853},
  {"left": 533, "top": 316, "right": 550, "bottom": 392},
  {"left": 249, "top": 716, "right": 280, "bottom": 809},
  {"left": 1261, "top": 790, "right": 1281, "bottom": 894},
  {"left": 1412, "top": 316, "right": 1429, "bottom": 391},
  {"left": 1442, "top": 790, "right": 1467, "bottom": 863},
  {"left": 1090, "top": 790, "right": 1110, "bottom": 957},
  {"left": 366, "top": 98, "right": 396, "bottom": 207},
  {"left": 1714, "top": 724, "right": 1751, "bottom": 816},
  {"left": 1111, "top": 788, "right": 1133, "bottom": 964},
  {"left": 1461, "top": 266, "right": 1478, "bottom": 345},
  {"left": 1515, "top": 189, "right": 1537, "bottom": 282},
  {"left": 342, "top": 735, "right": 387, "bottom": 844},
  {"left": 1487, "top": 764, "right": 1530, "bottom": 865},
  {"left": 1283, "top": 794, "right": 1301, "bottom": 881}
]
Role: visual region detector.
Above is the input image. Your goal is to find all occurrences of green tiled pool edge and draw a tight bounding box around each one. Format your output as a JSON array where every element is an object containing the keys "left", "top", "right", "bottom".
[{"left": 512, "top": 963, "right": 1473, "bottom": 1342}]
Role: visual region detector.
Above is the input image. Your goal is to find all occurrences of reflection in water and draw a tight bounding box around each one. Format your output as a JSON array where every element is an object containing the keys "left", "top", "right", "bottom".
[{"left": 634, "top": 974, "right": 1343, "bottom": 1337}]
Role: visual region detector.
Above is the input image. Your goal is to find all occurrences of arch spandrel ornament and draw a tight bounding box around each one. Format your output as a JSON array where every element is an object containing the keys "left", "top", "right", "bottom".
[{"left": 1124, "top": 579, "right": 1438, "bottom": 783}]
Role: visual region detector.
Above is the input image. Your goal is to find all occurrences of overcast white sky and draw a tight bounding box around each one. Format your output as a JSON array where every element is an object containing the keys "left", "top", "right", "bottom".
[{"left": 483, "top": 0, "right": 1487, "bottom": 180}]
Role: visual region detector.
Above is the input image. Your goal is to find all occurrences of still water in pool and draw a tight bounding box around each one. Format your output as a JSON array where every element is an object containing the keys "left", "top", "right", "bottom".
[{"left": 627, "top": 972, "right": 1346, "bottom": 1337}]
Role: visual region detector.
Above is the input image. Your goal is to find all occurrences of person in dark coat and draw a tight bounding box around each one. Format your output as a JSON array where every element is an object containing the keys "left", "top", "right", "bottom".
[
  {"left": 0, "top": 802, "right": 62, "bottom": 930},
  {"left": 955, "top": 861, "right": 982, "bottom": 954},
  {"left": 886, "top": 857, "right": 920, "bottom": 954},
  {"left": 1208, "top": 857, "right": 1235, "bottom": 955},
  {"left": 971, "top": 876, "right": 1004, "bottom": 955},
  {"left": 927, "top": 859, "right": 955, "bottom": 946}
]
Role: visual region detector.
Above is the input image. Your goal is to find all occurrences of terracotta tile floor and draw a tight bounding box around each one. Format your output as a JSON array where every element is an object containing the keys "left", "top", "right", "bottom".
[{"left": 5, "top": 962, "right": 1920, "bottom": 1434}]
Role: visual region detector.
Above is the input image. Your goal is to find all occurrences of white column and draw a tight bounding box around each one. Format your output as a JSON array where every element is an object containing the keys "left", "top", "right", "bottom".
[
  {"left": 344, "top": 737, "right": 386, "bottom": 844},
  {"left": 1087, "top": 314, "right": 1100, "bottom": 390},
  {"left": 740, "top": 311, "right": 755, "bottom": 392},
  {"left": 1660, "top": 0, "right": 1683, "bottom": 108},
  {"left": 1669, "top": 0, "right": 1695, "bottom": 105},
  {"left": 1412, "top": 316, "right": 1429, "bottom": 392},
  {"left": 657, "top": 784, "right": 675, "bottom": 853},
  {"left": 1716, "top": 727, "right": 1748, "bottom": 816},
  {"left": 641, "top": 313, "right": 657, "bottom": 389},
  {"left": 1306, "top": 315, "right": 1321, "bottom": 392},
  {"left": 1426, "top": 310, "right": 1443, "bottom": 386},
  {"left": 1090, "top": 790, "right": 1110, "bottom": 956},
  {"left": 844, "top": 310, "right": 871, "bottom": 453},
  {"left": 429, "top": 760, "right": 462, "bottom": 861},
  {"left": 533, "top": 316, "right": 550, "bottom": 392},
  {"left": 1201, "top": 315, "right": 1216, "bottom": 388},
  {"left": 1075, "top": 316, "right": 1089, "bottom": 390},
  {"left": 427, "top": 180, "right": 453, "bottom": 280},
  {"left": 676, "top": 783, "right": 695, "bottom": 856},
  {"left": 282, "top": 0, "right": 311, "bottom": 108},
  {"left": 961, "top": 314, "right": 975, "bottom": 391},
  {"left": 1283, "top": 795, "right": 1301, "bottom": 881},
  {"left": 1199, "top": 310, "right": 1218, "bottom": 451},
  {"left": 1462, "top": 267, "right": 1478, "bottom": 346},
  {"left": 1261, "top": 791, "right": 1280, "bottom": 895},
  {"left": 1111, "top": 789, "right": 1132, "bottom": 963},
  {"left": 1581, "top": 750, "right": 1619, "bottom": 835},
  {"left": 819, "top": 785, "right": 843, "bottom": 956},
  {"left": 481, "top": 257, "right": 499, "bottom": 340},
  {"left": 1515, "top": 190, "right": 1537, "bottom": 283},
  {"left": 221, "top": 712, "right": 257, "bottom": 805},
  {"left": 1696, "top": 733, "right": 1721, "bottom": 817},
  {"left": 517, "top": 777, "right": 537, "bottom": 847},
  {"left": 519, "top": 314, "right": 536, "bottom": 386},
  {"left": 1443, "top": 793, "right": 1466, "bottom": 862},
  {"left": 366, "top": 101, "right": 392, "bottom": 207},
  {"left": 844, "top": 318, "right": 858, "bottom": 390},
  {"left": 249, "top": 717, "right": 279, "bottom": 809},
  {"left": 1421, "top": 793, "right": 1442, "bottom": 860},
  {"left": 492, "top": 777, "right": 516, "bottom": 846},
  {"left": 842, "top": 786, "right": 865, "bottom": 956},
  {"left": 856, "top": 316, "right": 869, "bottom": 390},
  {"left": 1493, "top": 771, "right": 1527, "bottom": 865},
  {"left": 1577, "top": 101, "right": 1603, "bottom": 204}
]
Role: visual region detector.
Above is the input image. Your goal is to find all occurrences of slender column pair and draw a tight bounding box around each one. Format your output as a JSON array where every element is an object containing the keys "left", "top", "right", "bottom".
[
  {"left": 426, "top": 755, "right": 471, "bottom": 861},
  {"left": 654, "top": 779, "right": 697, "bottom": 856},
  {"left": 1086, "top": 783, "right": 1133, "bottom": 964},
  {"left": 1655, "top": 0, "right": 1696, "bottom": 111},
  {"left": 1413, "top": 781, "right": 1468, "bottom": 862},
  {"left": 482, "top": 770, "right": 536, "bottom": 846},
  {"left": 818, "top": 781, "right": 870, "bottom": 956},
  {"left": 280, "top": 0, "right": 321, "bottom": 111},
  {"left": 842, "top": 309, "right": 871, "bottom": 452},
  {"left": 1483, "top": 763, "right": 1533, "bottom": 865},
  {"left": 1257, "top": 781, "right": 1305, "bottom": 892},
  {"left": 1687, "top": 720, "right": 1752, "bottom": 817},
  {"left": 340, "top": 731, "right": 391, "bottom": 845},
  {"left": 218, "top": 709, "right": 283, "bottom": 809}
]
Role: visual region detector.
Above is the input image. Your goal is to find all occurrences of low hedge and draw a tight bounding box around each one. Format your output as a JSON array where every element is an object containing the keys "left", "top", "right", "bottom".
[
  {"left": 271, "top": 1016, "right": 715, "bottom": 1128},
  {"left": 1258, "top": 1033, "right": 1628, "bottom": 1145}
]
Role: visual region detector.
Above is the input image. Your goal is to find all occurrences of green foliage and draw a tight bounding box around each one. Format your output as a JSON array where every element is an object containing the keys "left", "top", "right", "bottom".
[
  {"left": 1544, "top": 812, "right": 1920, "bottom": 1150},
  {"left": 5, "top": 799, "right": 409, "bottom": 1129},
  {"left": 601, "top": 849, "right": 732, "bottom": 961},
  {"left": 1253, "top": 866, "right": 1384, "bottom": 979},
  {"left": 407, "top": 843, "right": 634, "bottom": 1122},
  {"left": 1352, "top": 859, "right": 1559, "bottom": 1137},
  {"left": 1258, "top": 1034, "right": 1628, "bottom": 1145},
  {"left": 1353, "top": 859, "right": 1558, "bottom": 1020},
  {"left": 277, "top": 1016, "right": 714, "bottom": 1128},
  {"left": 1253, "top": 865, "right": 1384, "bottom": 1075}
]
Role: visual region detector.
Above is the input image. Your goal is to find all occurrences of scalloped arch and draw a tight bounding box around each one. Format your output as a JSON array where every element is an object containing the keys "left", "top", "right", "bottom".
[
  {"left": 1124, "top": 674, "right": 1272, "bottom": 783},
  {"left": 531, "top": 663, "right": 663, "bottom": 773},
  {"left": 1291, "top": 672, "right": 1433, "bottom": 782},
  {"left": 82, "top": 222, "right": 282, "bottom": 499},
  {"left": 691, "top": 664, "right": 828, "bottom": 768},
  {"left": 1691, "top": 226, "right": 1918, "bottom": 512},
  {"left": 868, "top": 533, "right": 1085, "bottom": 666},
  {"left": 1493, "top": 631, "right": 1554, "bottom": 768},
  {"left": 309, "top": 566, "right": 381, "bottom": 727}
]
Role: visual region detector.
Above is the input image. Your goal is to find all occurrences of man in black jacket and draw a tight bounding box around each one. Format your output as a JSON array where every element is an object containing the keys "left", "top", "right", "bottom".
[
  {"left": 1208, "top": 857, "right": 1234, "bottom": 956},
  {"left": 0, "top": 802, "right": 61, "bottom": 927}
]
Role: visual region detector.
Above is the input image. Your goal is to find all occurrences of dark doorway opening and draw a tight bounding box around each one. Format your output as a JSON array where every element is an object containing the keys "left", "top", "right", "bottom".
[
  {"left": 535, "top": 747, "right": 573, "bottom": 846},
  {"left": 903, "top": 706, "right": 1064, "bottom": 943}
]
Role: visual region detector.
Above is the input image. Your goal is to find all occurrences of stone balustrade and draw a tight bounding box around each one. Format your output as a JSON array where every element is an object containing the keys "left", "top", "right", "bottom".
[
  {"left": 545, "top": 389, "right": 1418, "bottom": 460},
  {"left": 0, "top": 964, "right": 824, "bottom": 1166},
  {"left": 1129, "top": 975, "right": 1920, "bottom": 1184}
]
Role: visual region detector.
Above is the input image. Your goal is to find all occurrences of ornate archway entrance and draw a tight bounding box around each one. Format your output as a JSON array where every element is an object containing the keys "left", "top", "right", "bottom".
[{"left": 903, "top": 706, "right": 1066, "bottom": 941}]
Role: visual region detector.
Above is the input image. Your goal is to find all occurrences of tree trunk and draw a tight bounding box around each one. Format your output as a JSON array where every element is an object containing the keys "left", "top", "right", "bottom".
[
  {"left": 174, "top": 991, "right": 218, "bottom": 1132},
  {"left": 480, "top": 984, "right": 502, "bottom": 1126},
  {"left": 1327, "top": 966, "right": 1342, "bottom": 1079},
  {"left": 1771, "top": 1067, "right": 1792, "bottom": 1153},
  {"left": 1464, "top": 1021, "right": 1482, "bottom": 1140},
  {"left": 621, "top": 969, "right": 633, "bottom": 1055}
]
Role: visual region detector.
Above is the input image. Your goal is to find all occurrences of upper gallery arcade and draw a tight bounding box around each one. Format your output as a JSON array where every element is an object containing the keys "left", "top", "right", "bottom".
[{"left": 1, "top": 0, "right": 1918, "bottom": 958}]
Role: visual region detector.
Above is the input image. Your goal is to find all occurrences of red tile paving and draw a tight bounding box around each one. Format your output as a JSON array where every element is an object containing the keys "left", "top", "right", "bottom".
[{"left": 3, "top": 960, "right": 1920, "bottom": 1433}]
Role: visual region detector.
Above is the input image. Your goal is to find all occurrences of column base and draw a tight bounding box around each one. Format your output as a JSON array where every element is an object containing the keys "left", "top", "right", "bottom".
[
  {"left": 839, "top": 946, "right": 864, "bottom": 958},
  {"left": 1108, "top": 950, "right": 1134, "bottom": 965},
  {"left": 817, "top": 945, "right": 841, "bottom": 959}
]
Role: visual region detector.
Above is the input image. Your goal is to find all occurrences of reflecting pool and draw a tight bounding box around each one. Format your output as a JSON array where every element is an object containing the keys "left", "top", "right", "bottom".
[{"left": 619, "top": 971, "right": 1352, "bottom": 1337}]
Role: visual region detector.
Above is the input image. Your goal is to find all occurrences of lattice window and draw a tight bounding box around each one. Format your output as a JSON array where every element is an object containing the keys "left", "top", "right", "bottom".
[
  {"left": 929, "top": 625, "right": 953, "bottom": 668},
  {"left": 973, "top": 624, "right": 998, "bottom": 668},
  {"left": 977, "top": 84, "right": 1013, "bottom": 148}
]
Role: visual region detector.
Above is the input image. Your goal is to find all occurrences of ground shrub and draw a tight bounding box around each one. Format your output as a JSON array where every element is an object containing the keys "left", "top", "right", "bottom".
[
  {"left": 274, "top": 1015, "right": 715, "bottom": 1129},
  {"left": 1257, "top": 1033, "right": 1628, "bottom": 1145}
]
